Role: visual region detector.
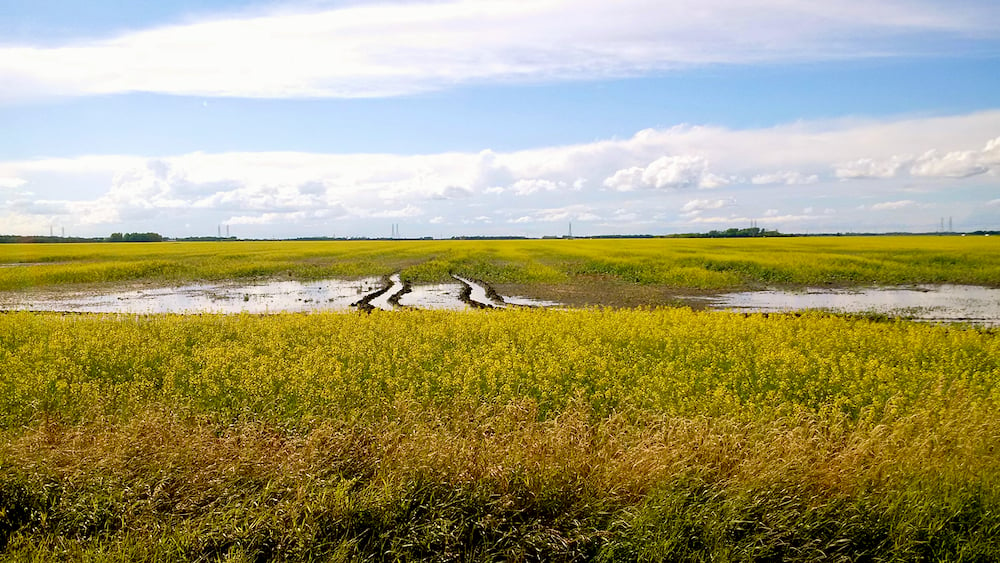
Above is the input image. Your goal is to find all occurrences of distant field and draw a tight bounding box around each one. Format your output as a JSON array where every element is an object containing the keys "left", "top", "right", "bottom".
[
  {"left": 2, "top": 237, "right": 999, "bottom": 297},
  {"left": 2, "top": 236, "right": 999, "bottom": 560}
]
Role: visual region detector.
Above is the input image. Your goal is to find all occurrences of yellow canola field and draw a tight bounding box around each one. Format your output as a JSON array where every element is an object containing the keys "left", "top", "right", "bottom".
[
  {"left": 3, "top": 308, "right": 997, "bottom": 428},
  {"left": 3, "top": 307, "right": 1000, "bottom": 559},
  {"left": 2, "top": 235, "right": 998, "bottom": 290}
]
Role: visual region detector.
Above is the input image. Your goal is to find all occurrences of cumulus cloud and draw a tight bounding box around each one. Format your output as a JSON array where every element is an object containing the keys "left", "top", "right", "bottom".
[
  {"left": 1, "top": 0, "right": 996, "bottom": 102},
  {"left": 836, "top": 136, "right": 1000, "bottom": 180},
  {"left": 603, "top": 155, "right": 727, "bottom": 191},
  {"left": 3, "top": 111, "right": 1000, "bottom": 236},
  {"left": 910, "top": 148, "right": 989, "bottom": 178}
]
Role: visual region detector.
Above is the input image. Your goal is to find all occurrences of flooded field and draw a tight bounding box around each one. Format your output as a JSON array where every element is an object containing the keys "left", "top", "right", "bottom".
[
  {"left": 708, "top": 284, "right": 1000, "bottom": 326},
  {"left": 0, "top": 276, "right": 558, "bottom": 313},
  {"left": 0, "top": 276, "right": 996, "bottom": 325}
]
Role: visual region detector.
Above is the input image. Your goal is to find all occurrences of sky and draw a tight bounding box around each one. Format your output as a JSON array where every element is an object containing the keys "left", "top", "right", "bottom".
[{"left": 1, "top": 0, "right": 999, "bottom": 239}]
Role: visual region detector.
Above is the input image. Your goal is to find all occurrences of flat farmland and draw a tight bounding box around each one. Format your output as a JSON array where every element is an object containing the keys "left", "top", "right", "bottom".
[{"left": 1, "top": 236, "right": 999, "bottom": 561}]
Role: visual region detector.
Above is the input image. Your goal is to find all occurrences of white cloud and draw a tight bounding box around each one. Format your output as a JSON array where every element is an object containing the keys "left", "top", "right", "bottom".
[
  {"left": 986, "top": 199, "right": 1000, "bottom": 207},
  {"left": 506, "top": 204, "right": 603, "bottom": 224},
  {"left": 870, "top": 200, "right": 916, "bottom": 211},
  {"left": 835, "top": 156, "right": 911, "bottom": 179},
  {"left": 228, "top": 211, "right": 310, "bottom": 226},
  {"left": 752, "top": 171, "right": 819, "bottom": 185},
  {"left": 429, "top": 216, "right": 446, "bottom": 224},
  {"left": 3, "top": 111, "right": 1000, "bottom": 236},
  {"left": 432, "top": 186, "right": 474, "bottom": 200},
  {"left": 643, "top": 156, "right": 713, "bottom": 189},
  {"left": 910, "top": 148, "right": 989, "bottom": 178},
  {"left": 0, "top": 177, "right": 27, "bottom": 189},
  {"left": 509, "top": 179, "right": 561, "bottom": 196},
  {"left": 601, "top": 167, "right": 645, "bottom": 192},
  {"left": 836, "top": 135, "right": 1000, "bottom": 180},
  {"left": 1, "top": 0, "right": 996, "bottom": 101},
  {"left": 366, "top": 205, "right": 424, "bottom": 219},
  {"left": 604, "top": 155, "right": 726, "bottom": 191},
  {"left": 681, "top": 198, "right": 736, "bottom": 215}
]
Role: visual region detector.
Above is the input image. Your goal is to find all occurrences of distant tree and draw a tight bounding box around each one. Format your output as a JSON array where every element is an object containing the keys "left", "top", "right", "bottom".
[{"left": 110, "top": 232, "right": 164, "bottom": 242}]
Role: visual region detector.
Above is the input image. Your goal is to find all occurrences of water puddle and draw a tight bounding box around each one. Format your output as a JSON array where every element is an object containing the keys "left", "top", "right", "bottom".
[
  {"left": 453, "top": 275, "right": 506, "bottom": 308},
  {"left": 708, "top": 284, "right": 1000, "bottom": 326},
  {"left": 368, "top": 274, "right": 405, "bottom": 311},
  {"left": 503, "top": 295, "right": 563, "bottom": 307},
  {"left": 398, "top": 283, "right": 469, "bottom": 310},
  {"left": 3, "top": 279, "right": 995, "bottom": 324},
  {"left": 0, "top": 278, "right": 382, "bottom": 314},
  {"left": 0, "top": 276, "right": 560, "bottom": 314}
]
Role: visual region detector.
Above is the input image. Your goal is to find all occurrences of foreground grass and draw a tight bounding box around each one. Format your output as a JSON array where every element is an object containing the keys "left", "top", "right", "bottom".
[
  {"left": 2, "top": 236, "right": 999, "bottom": 293},
  {"left": 2, "top": 309, "right": 999, "bottom": 560}
]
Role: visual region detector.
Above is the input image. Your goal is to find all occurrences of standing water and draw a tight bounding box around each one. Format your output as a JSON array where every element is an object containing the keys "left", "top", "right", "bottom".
[{"left": 708, "top": 284, "right": 1000, "bottom": 326}]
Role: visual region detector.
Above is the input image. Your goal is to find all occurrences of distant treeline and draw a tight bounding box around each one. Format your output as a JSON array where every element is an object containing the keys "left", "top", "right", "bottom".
[
  {"left": 670, "top": 227, "right": 788, "bottom": 238},
  {"left": 108, "top": 232, "right": 164, "bottom": 242},
  {"left": 0, "top": 235, "right": 100, "bottom": 244}
]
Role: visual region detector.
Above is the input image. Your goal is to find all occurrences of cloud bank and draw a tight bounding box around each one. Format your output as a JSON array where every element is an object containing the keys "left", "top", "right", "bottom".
[
  {"left": 2, "top": 0, "right": 998, "bottom": 101},
  {"left": 2, "top": 111, "right": 999, "bottom": 237}
]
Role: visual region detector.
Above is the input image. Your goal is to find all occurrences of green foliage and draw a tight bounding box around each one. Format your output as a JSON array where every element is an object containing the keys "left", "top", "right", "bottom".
[{"left": 107, "top": 232, "right": 163, "bottom": 242}]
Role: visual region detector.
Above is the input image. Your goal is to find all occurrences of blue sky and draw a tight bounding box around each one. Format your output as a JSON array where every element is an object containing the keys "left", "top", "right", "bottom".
[{"left": 1, "top": 0, "right": 999, "bottom": 238}]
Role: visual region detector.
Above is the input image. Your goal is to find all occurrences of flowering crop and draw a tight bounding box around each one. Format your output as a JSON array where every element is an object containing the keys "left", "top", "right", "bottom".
[
  {"left": 3, "top": 309, "right": 996, "bottom": 429},
  {"left": 2, "top": 236, "right": 1000, "bottom": 559},
  {"left": 2, "top": 236, "right": 997, "bottom": 292}
]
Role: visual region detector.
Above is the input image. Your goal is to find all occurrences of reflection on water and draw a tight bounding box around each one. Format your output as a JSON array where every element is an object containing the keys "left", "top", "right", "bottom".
[
  {"left": 399, "top": 283, "right": 469, "bottom": 310},
  {"left": 0, "top": 277, "right": 559, "bottom": 313},
  {"left": 3, "top": 280, "right": 996, "bottom": 324},
  {"left": 368, "top": 273, "right": 406, "bottom": 311},
  {"left": 2, "top": 278, "right": 381, "bottom": 314},
  {"left": 453, "top": 275, "right": 504, "bottom": 307},
  {"left": 710, "top": 285, "right": 1000, "bottom": 326}
]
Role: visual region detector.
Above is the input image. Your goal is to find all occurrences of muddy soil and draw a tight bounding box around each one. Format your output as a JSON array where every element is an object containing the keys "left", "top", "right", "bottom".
[{"left": 493, "top": 275, "right": 710, "bottom": 309}]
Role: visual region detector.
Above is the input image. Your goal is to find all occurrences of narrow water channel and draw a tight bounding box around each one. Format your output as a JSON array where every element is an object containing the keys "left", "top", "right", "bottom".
[{"left": 368, "top": 273, "right": 406, "bottom": 311}]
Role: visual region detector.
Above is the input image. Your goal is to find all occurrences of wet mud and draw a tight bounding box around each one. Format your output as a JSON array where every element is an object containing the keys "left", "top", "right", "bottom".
[
  {"left": 452, "top": 275, "right": 504, "bottom": 309},
  {"left": 350, "top": 275, "right": 393, "bottom": 313}
]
